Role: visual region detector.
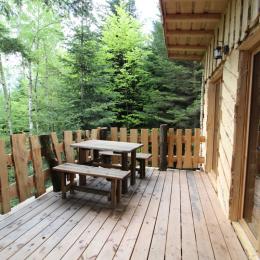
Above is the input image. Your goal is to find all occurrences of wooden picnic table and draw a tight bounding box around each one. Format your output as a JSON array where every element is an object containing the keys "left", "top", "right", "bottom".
[{"left": 71, "top": 140, "right": 143, "bottom": 193}]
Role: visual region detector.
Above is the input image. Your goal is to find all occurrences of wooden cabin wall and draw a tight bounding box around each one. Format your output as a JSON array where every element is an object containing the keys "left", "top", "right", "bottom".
[{"left": 202, "top": 0, "right": 260, "bottom": 217}]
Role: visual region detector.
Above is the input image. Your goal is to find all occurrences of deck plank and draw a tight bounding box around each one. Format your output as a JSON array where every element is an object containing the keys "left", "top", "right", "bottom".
[
  {"left": 0, "top": 192, "right": 55, "bottom": 227},
  {"left": 80, "top": 169, "right": 154, "bottom": 260},
  {"left": 186, "top": 171, "right": 215, "bottom": 260},
  {"left": 61, "top": 176, "right": 143, "bottom": 260},
  {"left": 165, "top": 170, "right": 181, "bottom": 260},
  {"left": 113, "top": 170, "right": 166, "bottom": 260},
  {"left": 130, "top": 170, "right": 168, "bottom": 260},
  {"left": 96, "top": 169, "right": 155, "bottom": 260},
  {"left": 8, "top": 179, "right": 105, "bottom": 260},
  {"left": 180, "top": 170, "right": 198, "bottom": 260},
  {"left": 0, "top": 169, "right": 249, "bottom": 260},
  {"left": 147, "top": 170, "right": 172, "bottom": 260},
  {"left": 0, "top": 195, "right": 61, "bottom": 250},
  {"left": 195, "top": 171, "right": 232, "bottom": 260},
  {"left": 200, "top": 172, "right": 247, "bottom": 260}
]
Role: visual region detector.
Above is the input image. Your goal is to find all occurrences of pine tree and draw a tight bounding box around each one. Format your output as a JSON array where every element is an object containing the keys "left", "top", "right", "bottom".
[
  {"left": 99, "top": 4, "right": 150, "bottom": 127},
  {"left": 144, "top": 21, "right": 202, "bottom": 128}
]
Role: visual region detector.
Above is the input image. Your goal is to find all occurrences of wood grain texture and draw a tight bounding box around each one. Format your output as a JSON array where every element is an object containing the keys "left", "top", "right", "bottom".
[
  {"left": 0, "top": 169, "right": 247, "bottom": 259},
  {"left": 151, "top": 128, "right": 159, "bottom": 167},
  {"left": 30, "top": 136, "right": 46, "bottom": 197},
  {"left": 183, "top": 129, "right": 192, "bottom": 169},
  {"left": 11, "top": 134, "right": 30, "bottom": 202},
  {"left": 0, "top": 140, "right": 10, "bottom": 213}
]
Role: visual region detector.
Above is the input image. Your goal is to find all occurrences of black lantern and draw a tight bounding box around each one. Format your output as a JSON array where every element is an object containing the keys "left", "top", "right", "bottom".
[
  {"left": 214, "top": 44, "right": 230, "bottom": 60},
  {"left": 214, "top": 46, "right": 222, "bottom": 60}
]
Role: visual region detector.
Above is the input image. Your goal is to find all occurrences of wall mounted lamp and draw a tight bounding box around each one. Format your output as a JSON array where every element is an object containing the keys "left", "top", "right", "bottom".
[{"left": 214, "top": 43, "right": 230, "bottom": 60}]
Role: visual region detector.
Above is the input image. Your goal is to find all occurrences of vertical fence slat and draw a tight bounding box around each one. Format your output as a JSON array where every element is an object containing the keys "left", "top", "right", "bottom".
[
  {"left": 152, "top": 128, "right": 159, "bottom": 167},
  {"left": 120, "top": 128, "right": 127, "bottom": 142},
  {"left": 91, "top": 129, "right": 98, "bottom": 140},
  {"left": 76, "top": 130, "right": 82, "bottom": 142},
  {"left": 64, "top": 131, "right": 74, "bottom": 163},
  {"left": 183, "top": 129, "right": 192, "bottom": 168},
  {"left": 50, "top": 132, "right": 62, "bottom": 165},
  {"left": 0, "top": 140, "right": 10, "bottom": 213},
  {"left": 11, "top": 134, "right": 30, "bottom": 202},
  {"left": 130, "top": 129, "right": 138, "bottom": 143},
  {"left": 85, "top": 130, "right": 90, "bottom": 140},
  {"left": 168, "top": 128, "right": 174, "bottom": 167},
  {"left": 193, "top": 128, "right": 201, "bottom": 168},
  {"left": 141, "top": 129, "right": 149, "bottom": 153},
  {"left": 30, "top": 136, "right": 46, "bottom": 197},
  {"left": 141, "top": 129, "right": 149, "bottom": 166},
  {"left": 176, "top": 129, "right": 183, "bottom": 169},
  {"left": 111, "top": 127, "right": 118, "bottom": 163},
  {"left": 160, "top": 124, "right": 168, "bottom": 170}
]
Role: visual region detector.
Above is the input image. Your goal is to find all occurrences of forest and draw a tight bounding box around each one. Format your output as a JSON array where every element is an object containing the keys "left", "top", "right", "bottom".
[{"left": 0, "top": 0, "right": 203, "bottom": 138}]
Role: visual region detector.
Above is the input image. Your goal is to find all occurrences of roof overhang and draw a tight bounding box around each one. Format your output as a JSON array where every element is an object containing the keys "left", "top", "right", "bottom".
[{"left": 160, "top": 0, "right": 229, "bottom": 61}]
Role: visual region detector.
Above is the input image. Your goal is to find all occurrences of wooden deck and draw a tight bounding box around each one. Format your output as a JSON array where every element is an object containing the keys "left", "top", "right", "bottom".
[{"left": 0, "top": 169, "right": 247, "bottom": 260}]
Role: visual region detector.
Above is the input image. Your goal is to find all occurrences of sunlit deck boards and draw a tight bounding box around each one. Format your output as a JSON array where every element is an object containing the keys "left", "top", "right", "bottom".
[{"left": 0, "top": 169, "right": 247, "bottom": 260}]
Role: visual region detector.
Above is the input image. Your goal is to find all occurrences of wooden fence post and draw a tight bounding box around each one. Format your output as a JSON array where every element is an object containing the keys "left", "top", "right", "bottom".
[
  {"left": 30, "top": 135, "right": 46, "bottom": 197},
  {"left": 160, "top": 124, "right": 168, "bottom": 171},
  {"left": 39, "top": 135, "right": 61, "bottom": 192},
  {"left": 11, "top": 134, "right": 30, "bottom": 201},
  {"left": 0, "top": 140, "right": 11, "bottom": 213},
  {"left": 100, "top": 127, "right": 108, "bottom": 140}
]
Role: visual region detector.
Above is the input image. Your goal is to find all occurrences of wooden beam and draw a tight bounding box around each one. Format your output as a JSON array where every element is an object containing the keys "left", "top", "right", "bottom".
[
  {"left": 165, "top": 13, "right": 221, "bottom": 22},
  {"left": 168, "top": 44, "right": 207, "bottom": 51},
  {"left": 169, "top": 54, "right": 203, "bottom": 61},
  {"left": 167, "top": 29, "right": 214, "bottom": 36}
]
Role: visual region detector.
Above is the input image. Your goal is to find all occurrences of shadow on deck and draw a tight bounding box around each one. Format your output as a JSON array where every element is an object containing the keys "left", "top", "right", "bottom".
[{"left": 0, "top": 169, "right": 247, "bottom": 260}]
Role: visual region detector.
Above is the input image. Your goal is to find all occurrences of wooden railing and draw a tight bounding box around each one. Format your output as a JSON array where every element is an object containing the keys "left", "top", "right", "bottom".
[{"left": 0, "top": 127, "right": 205, "bottom": 214}]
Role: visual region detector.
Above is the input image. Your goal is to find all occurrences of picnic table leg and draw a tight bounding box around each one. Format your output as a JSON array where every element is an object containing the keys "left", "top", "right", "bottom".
[
  {"left": 121, "top": 152, "right": 128, "bottom": 194},
  {"left": 93, "top": 149, "right": 99, "bottom": 162},
  {"left": 130, "top": 150, "right": 136, "bottom": 185},
  {"left": 111, "top": 179, "right": 117, "bottom": 208},
  {"left": 79, "top": 148, "right": 87, "bottom": 185},
  {"left": 61, "top": 173, "right": 66, "bottom": 199}
]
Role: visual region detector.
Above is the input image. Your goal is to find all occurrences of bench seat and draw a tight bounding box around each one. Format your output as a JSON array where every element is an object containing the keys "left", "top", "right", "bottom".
[
  {"left": 99, "top": 151, "right": 151, "bottom": 178},
  {"left": 100, "top": 150, "right": 151, "bottom": 160},
  {"left": 52, "top": 163, "right": 130, "bottom": 208}
]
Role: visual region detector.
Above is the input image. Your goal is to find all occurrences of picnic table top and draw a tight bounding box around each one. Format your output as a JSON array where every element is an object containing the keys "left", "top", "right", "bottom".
[{"left": 71, "top": 140, "right": 143, "bottom": 153}]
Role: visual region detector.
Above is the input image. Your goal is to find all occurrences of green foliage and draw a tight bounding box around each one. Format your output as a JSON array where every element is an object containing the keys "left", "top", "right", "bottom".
[
  {"left": 99, "top": 5, "right": 150, "bottom": 127},
  {"left": 0, "top": 0, "right": 203, "bottom": 138},
  {"left": 143, "top": 21, "right": 202, "bottom": 128}
]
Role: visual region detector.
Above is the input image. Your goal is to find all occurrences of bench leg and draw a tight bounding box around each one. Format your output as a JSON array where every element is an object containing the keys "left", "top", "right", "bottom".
[
  {"left": 116, "top": 180, "right": 121, "bottom": 203},
  {"left": 111, "top": 179, "right": 117, "bottom": 208},
  {"left": 79, "top": 149, "right": 87, "bottom": 185},
  {"left": 61, "top": 173, "right": 66, "bottom": 199},
  {"left": 139, "top": 159, "right": 146, "bottom": 179},
  {"left": 69, "top": 173, "right": 75, "bottom": 194}
]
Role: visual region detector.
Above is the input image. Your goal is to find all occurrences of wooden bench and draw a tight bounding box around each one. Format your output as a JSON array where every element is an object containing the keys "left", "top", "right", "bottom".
[
  {"left": 99, "top": 151, "right": 152, "bottom": 179},
  {"left": 52, "top": 163, "right": 130, "bottom": 208}
]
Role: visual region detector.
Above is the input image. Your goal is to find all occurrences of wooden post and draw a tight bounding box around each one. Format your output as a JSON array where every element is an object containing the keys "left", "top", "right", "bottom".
[
  {"left": 11, "top": 134, "right": 30, "bottom": 201},
  {"left": 100, "top": 127, "right": 108, "bottom": 140},
  {"left": 30, "top": 136, "right": 46, "bottom": 197},
  {"left": 121, "top": 152, "right": 128, "bottom": 193},
  {"left": 160, "top": 124, "right": 168, "bottom": 171},
  {"left": 39, "top": 135, "right": 61, "bottom": 192},
  {"left": 100, "top": 127, "right": 110, "bottom": 165},
  {"left": 0, "top": 140, "right": 11, "bottom": 214}
]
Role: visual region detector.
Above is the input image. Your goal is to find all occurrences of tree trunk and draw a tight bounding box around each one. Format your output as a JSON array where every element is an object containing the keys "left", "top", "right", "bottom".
[
  {"left": 28, "top": 61, "right": 33, "bottom": 134},
  {"left": 0, "top": 54, "right": 13, "bottom": 135}
]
